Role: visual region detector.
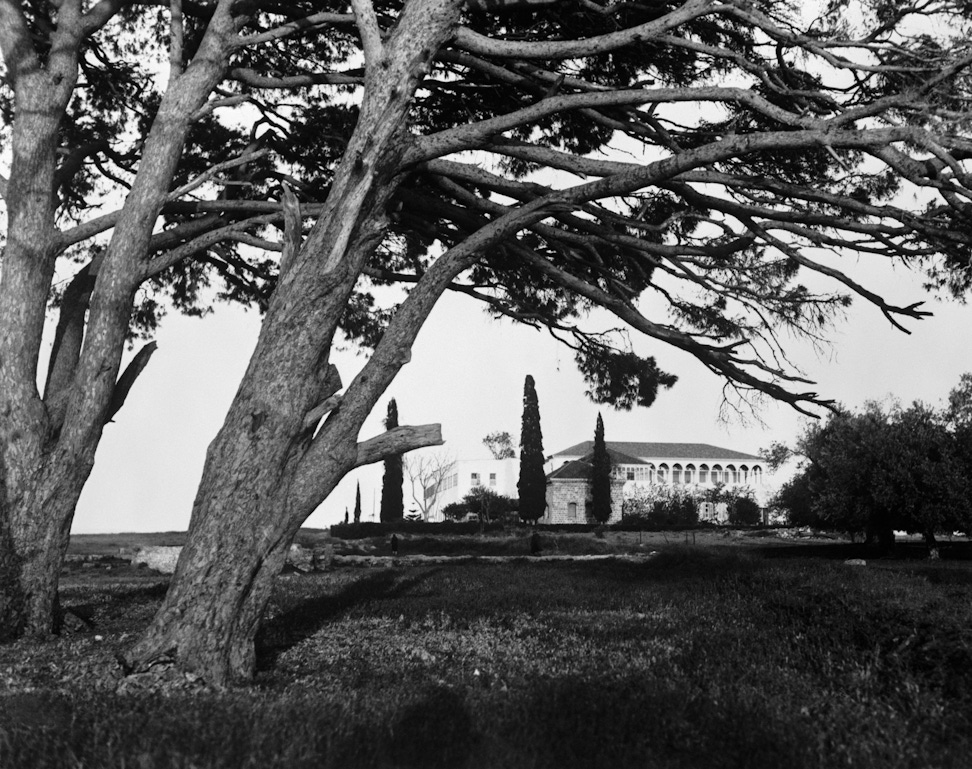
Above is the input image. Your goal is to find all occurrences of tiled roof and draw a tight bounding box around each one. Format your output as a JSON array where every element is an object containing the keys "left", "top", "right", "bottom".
[
  {"left": 547, "top": 447, "right": 646, "bottom": 480},
  {"left": 548, "top": 458, "right": 592, "bottom": 480},
  {"left": 553, "top": 441, "right": 761, "bottom": 462}
]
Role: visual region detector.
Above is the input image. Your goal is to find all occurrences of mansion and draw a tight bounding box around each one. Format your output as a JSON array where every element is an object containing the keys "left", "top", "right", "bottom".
[
  {"left": 543, "top": 441, "right": 767, "bottom": 525},
  {"left": 422, "top": 441, "right": 768, "bottom": 523}
]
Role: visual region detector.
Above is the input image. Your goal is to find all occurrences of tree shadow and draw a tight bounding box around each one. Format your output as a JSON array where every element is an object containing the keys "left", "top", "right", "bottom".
[{"left": 255, "top": 569, "right": 437, "bottom": 668}]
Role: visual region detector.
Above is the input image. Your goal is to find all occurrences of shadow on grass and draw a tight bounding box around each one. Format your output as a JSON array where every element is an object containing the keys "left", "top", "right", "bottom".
[
  {"left": 756, "top": 539, "right": 972, "bottom": 562},
  {"left": 256, "top": 569, "right": 438, "bottom": 669}
]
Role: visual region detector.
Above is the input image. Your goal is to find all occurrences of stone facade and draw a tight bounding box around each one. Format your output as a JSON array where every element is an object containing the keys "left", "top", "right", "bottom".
[{"left": 543, "top": 474, "right": 625, "bottom": 524}]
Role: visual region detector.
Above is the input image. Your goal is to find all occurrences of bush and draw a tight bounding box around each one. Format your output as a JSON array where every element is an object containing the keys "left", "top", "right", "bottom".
[
  {"left": 329, "top": 521, "right": 505, "bottom": 539},
  {"left": 730, "top": 496, "right": 762, "bottom": 526}
]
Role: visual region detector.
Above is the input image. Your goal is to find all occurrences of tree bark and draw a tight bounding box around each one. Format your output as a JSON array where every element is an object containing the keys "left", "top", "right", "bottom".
[
  {"left": 0, "top": 1, "right": 239, "bottom": 638},
  {"left": 127, "top": 0, "right": 467, "bottom": 684}
]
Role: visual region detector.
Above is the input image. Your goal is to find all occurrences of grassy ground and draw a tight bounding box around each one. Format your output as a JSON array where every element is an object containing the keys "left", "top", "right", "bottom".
[{"left": 4, "top": 537, "right": 972, "bottom": 768}]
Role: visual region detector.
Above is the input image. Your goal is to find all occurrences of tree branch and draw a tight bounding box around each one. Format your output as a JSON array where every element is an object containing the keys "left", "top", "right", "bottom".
[
  {"left": 451, "top": 0, "right": 712, "bottom": 60},
  {"left": 104, "top": 341, "right": 158, "bottom": 424},
  {"left": 351, "top": 0, "right": 382, "bottom": 67},
  {"left": 354, "top": 424, "right": 444, "bottom": 468}
]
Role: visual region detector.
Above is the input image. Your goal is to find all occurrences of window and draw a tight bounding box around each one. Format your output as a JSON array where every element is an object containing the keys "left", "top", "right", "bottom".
[
  {"left": 727, "top": 465, "right": 737, "bottom": 483},
  {"left": 752, "top": 466, "right": 762, "bottom": 484},
  {"left": 489, "top": 473, "right": 497, "bottom": 486},
  {"left": 672, "top": 464, "right": 682, "bottom": 484},
  {"left": 711, "top": 465, "right": 722, "bottom": 484},
  {"left": 658, "top": 463, "right": 669, "bottom": 483},
  {"left": 699, "top": 464, "right": 708, "bottom": 484},
  {"left": 471, "top": 472, "right": 480, "bottom": 486},
  {"left": 685, "top": 465, "right": 695, "bottom": 484},
  {"left": 740, "top": 465, "right": 749, "bottom": 483},
  {"left": 568, "top": 502, "right": 577, "bottom": 521},
  {"left": 626, "top": 469, "right": 635, "bottom": 481}
]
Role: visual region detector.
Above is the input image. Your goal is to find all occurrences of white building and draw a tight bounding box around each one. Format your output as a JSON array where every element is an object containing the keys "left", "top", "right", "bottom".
[
  {"left": 545, "top": 441, "right": 771, "bottom": 523},
  {"left": 548, "top": 441, "right": 766, "bottom": 492},
  {"left": 424, "top": 457, "right": 518, "bottom": 521}
]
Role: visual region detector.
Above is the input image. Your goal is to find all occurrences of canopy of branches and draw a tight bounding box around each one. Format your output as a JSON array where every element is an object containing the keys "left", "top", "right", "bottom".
[{"left": 10, "top": 0, "right": 972, "bottom": 414}]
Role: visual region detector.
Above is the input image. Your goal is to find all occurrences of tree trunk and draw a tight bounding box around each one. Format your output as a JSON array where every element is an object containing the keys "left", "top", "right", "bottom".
[
  {"left": 128, "top": 0, "right": 467, "bottom": 684},
  {"left": 0, "top": 3, "right": 238, "bottom": 639},
  {"left": 0, "top": 58, "right": 76, "bottom": 636}
]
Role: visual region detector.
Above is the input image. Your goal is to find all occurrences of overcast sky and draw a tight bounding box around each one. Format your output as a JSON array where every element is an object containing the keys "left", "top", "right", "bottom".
[{"left": 68, "top": 252, "right": 972, "bottom": 533}]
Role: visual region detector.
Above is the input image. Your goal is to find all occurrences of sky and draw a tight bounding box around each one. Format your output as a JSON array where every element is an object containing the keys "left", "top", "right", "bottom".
[{"left": 69, "top": 253, "right": 972, "bottom": 533}]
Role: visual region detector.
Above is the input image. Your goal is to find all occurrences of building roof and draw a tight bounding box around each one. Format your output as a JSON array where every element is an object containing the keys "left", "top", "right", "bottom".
[
  {"left": 547, "top": 458, "right": 593, "bottom": 480},
  {"left": 547, "top": 447, "right": 646, "bottom": 480},
  {"left": 552, "top": 441, "right": 761, "bottom": 462}
]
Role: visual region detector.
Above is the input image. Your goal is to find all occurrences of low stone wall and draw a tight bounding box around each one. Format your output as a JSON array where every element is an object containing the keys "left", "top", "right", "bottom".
[
  {"left": 128, "top": 543, "right": 335, "bottom": 574},
  {"left": 131, "top": 546, "right": 183, "bottom": 574}
]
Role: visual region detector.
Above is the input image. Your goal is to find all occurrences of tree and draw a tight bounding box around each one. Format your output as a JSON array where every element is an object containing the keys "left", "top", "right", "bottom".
[
  {"left": 353, "top": 483, "right": 362, "bottom": 525},
  {"left": 590, "top": 413, "right": 612, "bottom": 524},
  {"left": 443, "top": 487, "right": 516, "bottom": 524},
  {"left": 404, "top": 451, "right": 457, "bottom": 521},
  {"left": 483, "top": 431, "right": 516, "bottom": 460},
  {"left": 791, "top": 398, "right": 972, "bottom": 549},
  {"left": 380, "top": 399, "right": 405, "bottom": 522},
  {"left": 0, "top": 0, "right": 289, "bottom": 639},
  {"left": 115, "top": 0, "right": 972, "bottom": 683},
  {"left": 517, "top": 375, "right": 546, "bottom": 523}
]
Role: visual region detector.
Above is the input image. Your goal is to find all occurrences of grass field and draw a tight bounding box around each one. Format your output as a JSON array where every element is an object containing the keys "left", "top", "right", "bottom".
[{"left": 4, "top": 535, "right": 972, "bottom": 768}]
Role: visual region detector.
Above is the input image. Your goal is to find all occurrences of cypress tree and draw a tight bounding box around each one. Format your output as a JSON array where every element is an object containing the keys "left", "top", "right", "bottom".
[
  {"left": 353, "top": 482, "right": 362, "bottom": 524},
  {"left": 380, "top": 399, "right": 404, "bottom": 522},
  {"left": 518, "top": 375, "right": 546, "bottom": 523},
  {"left": 591, "top": 413, "right": 612, "bottom": 523}
]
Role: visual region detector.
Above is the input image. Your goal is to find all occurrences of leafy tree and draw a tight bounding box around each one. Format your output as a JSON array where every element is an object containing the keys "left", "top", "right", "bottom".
[
  {"left": 771, "top": 473, "right": 820, "bottom": 528},
  {"left": 353, "top": 483, "right": 362, "bottom": 526},
  {"left": 34, "top": 0, "right": 972, "bottom": 683},
  {"left": 483, "top": 431, "right": 516, "bottom": 460},
  {"left": 450, "top": 487, "right": 517, "bottom": 525},
  {"left": 517, "top": 375, "right": 546, "bottom": 523},
  {"left": 792, "top": 398, "right": 972, "bottom": 549},
  {"left": 380, "top": 399, "right": 404, "bottom": 522},
  {"left": 591, "top": 413, "right": 612, "bottom": 523}
]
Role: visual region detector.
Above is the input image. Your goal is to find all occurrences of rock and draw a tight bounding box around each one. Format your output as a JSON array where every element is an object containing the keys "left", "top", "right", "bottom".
[
  {"left": 844, "top": 558, "right": 866, "bottom": 567},
  {"left": 131, "top": 546, "right": 183, "bottom": 574},
  {"left": 287, "top": 543, "right": 314, "bottom": 572}
]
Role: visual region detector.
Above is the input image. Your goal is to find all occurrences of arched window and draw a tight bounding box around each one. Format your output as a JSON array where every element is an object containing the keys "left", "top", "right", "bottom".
[
  {"left": 568, "top": 502, "right": 578, "bottom": 521},
  {"left": 684, "top": 464, "right": 695, "bottom": 484},
  {"left": 740, "top": 465, "right": 749, "bottom": 484},
  {"left": 752, "top": 466, "right": 762, "bottom": 484},
  {"left": 672, "top": 463, "right": 683, "bottom": 484},
  {"left": 658, "top": 463, "right": 669, "bottom": 483},
  {"left": 727, "top": 464, "right": 737, "bottom": 483},
  {"left": 699, "top": 464, "right": 709, "bottom": 484},
  {"left": 647, "top": 464, "right": 656, "bottom": 483},
  {"left": 711, "top": 465, "right": 722, "bottom": 484}
]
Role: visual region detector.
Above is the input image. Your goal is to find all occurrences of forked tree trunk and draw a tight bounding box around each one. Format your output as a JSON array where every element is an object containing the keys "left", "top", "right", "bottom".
[
  {"left": 0, "top": 2, "right": 238, "bottom": 639},
  {"left": 127, "top": 0, "right": 467, "bottom": 684}
]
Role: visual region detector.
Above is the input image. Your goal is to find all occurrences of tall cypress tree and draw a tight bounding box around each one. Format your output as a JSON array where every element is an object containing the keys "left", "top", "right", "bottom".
[
  {"left": 591, "top": 413, "right": 612, "bottom": 523},
  {"left": 518, "top": 375, "right": 546, "bottom": 523},
  {"left": 380, "top": 399, "right": 404, "bottom": 522},
  {"left": 353, "top": 482, "right": 362, "bottom": 524}
]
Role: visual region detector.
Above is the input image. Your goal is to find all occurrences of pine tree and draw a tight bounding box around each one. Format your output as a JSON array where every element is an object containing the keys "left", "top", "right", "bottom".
[
  {"left": 518, "top": 375, "right": 546, "bottom": 523},
  {"left": 353, "top": 482, "right": 362, "bottom": 524},
  {"left": 380, "top": 399, "right": 404, "bottom": 522},
  {"left": 591, "top": 413, "right": 612, "bottom": 524}
]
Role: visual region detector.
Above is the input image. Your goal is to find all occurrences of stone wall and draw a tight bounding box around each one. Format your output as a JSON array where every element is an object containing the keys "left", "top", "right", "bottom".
[{"left": 545, "top": 479, "right": 624, "bottom": 524}]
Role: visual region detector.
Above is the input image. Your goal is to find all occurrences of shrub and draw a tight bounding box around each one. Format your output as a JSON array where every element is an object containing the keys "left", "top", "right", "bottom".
[{"left": 730, "top": 496, "right": 762, "bottom": 526}]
